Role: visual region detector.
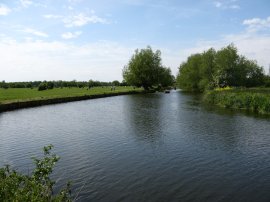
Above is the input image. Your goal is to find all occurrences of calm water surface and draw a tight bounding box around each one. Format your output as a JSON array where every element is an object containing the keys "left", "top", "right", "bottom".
[{"left": 0, "top": 91, "right": 269, "bottom": 201}]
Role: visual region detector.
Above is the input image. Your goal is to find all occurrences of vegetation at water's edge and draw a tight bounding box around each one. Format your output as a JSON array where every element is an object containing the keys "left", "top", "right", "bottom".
[
  {"left": 0, "top": 145, "right": 71, "bottom": 201},
  {"left": 204, "top": 88, "right": 270, "bottom": 114},
  {"left": 0, "top": 86, "right": 143, "bottom": 104}
]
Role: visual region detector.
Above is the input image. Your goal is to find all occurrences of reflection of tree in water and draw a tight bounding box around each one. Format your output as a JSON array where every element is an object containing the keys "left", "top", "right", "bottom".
[{"left": 124, "top": 94, "right": 164, "bottom": 143}]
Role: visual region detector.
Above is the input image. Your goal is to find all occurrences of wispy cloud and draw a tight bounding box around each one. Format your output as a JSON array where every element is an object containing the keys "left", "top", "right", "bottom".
[
  {"left": 0, "top": 38, "right": 134, "bottom": 81},
  {"left": 213, "top": 0, "right": 240, "bottom": 10},
  {"left": 43, "top": 14, "right": 63, "bottom": 19},
  {"left": 0, "top": 4, "right": 11, "bottom": 16},
  {"left": 214, "top": 1, "right": 222, "bottom": 8},
  {"left": 43, "top": 12, "right": 108, "bottom": 27},
  {"left": 19, "top": 0, "right": 33, "bottom": 8},
  {"left": 178, "top": 30, "right": 270, "bottom": 73},
  {"left": 63, "top": 13, "right": 108, "bottom": 27},
  {"left": 61, "top": 31, "right": 82, "bottom": 39},
  {"left": 243, "top": 16, "right": 270, "bottom": 32},
  {"left": 21, "top": 28, "right": 49, "bottom": 38}
]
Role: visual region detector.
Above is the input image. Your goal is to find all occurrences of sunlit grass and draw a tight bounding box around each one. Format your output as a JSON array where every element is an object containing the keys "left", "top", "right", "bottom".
[
  {"left": 0, "top": 86, "right": 143, "bottom": 104},
  {"left": 204, "top": 87, "right": 270, "bottom": 114}
]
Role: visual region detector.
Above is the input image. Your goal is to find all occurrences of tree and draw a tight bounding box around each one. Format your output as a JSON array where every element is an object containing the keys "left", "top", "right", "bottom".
[
  {"left": 112, "top": 80, "right": 120, "bottom": 86},
  {"left": 159, "top": 67, "right": 175, "bottom": 87},
  {"left": 38, "top": 82, "right": 48, "bottom": 91},
  {"left": 177, "top": 54, "right": 203, "bottom": 91},
  {"left": 176, "top": 44, "right": 265, "bottom": 91},
  {"left": 47, "top": 81, "right": 54, "bottom": 89},
  {"left": 123, "top": 46, "right": 172, "bottom": 90}
]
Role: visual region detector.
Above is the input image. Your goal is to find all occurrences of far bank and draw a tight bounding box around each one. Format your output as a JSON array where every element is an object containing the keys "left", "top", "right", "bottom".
[
  {"left": 0, "top": 87, "right": 146, "bottom": 112},
  {"left": 204, "top": 88, "right": 270, "bottom": 115}
]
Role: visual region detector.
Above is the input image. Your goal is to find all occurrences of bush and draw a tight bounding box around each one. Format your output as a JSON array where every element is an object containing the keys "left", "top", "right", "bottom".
[
  {"left": 47, "top": 82, "right": 54, "bottom": 89},
  {"left": 204, "top": 89, "right": 270, "bottom": 114},
  {"left": 0, "top": 145, "right": 71, "bottom": 201},
  {"left": 38, "top": 82, "right": 48, "bottom": 91}
]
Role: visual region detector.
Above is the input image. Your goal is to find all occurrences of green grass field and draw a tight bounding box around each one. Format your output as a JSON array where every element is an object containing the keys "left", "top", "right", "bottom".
[{"left": 0, "top": 87, "right": 143, "bottom": 104}]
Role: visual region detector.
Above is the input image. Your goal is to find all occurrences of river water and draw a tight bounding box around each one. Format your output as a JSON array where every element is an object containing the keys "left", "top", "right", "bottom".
[{"left": 0, "top": 91, "right": 269, "bottom": 201}]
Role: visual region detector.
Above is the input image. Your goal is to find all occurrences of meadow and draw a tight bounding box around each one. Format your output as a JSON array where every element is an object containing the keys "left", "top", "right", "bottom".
[{"left": 0, "top": 86, "right": 142, "bottom": 104}]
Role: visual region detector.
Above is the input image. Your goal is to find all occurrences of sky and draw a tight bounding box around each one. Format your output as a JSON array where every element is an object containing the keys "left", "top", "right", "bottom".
[{"left": 0, "top": 0, "right": 270, "bottom": 82}]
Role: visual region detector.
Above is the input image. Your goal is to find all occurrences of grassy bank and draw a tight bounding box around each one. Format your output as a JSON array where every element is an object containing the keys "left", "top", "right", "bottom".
[
  {"left": 0, "top": 86, "right": 143, "bottom": 112},
  {"left": 204, "top": 88, "right": 270, "bottom": 114}
]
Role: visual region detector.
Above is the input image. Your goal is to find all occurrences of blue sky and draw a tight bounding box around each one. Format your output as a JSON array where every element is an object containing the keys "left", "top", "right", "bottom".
[{"left": 0, "top": 0, "right": 270, "bottom": 81}]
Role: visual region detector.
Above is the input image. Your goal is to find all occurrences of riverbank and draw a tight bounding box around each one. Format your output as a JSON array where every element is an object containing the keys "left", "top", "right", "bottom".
[
  {"left": 204, "top": 88, "right": 270, "bottom": 115},
  {"left": 0, "top": 87, "right": 145, "bottom": 112}
]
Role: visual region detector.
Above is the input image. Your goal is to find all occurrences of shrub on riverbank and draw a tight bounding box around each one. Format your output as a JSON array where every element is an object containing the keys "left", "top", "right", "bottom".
[
  {"left": 204, "top": 88, "right": 270, "bottom": 114},
  {"left": 0, "top": 145, "right": 71, "bottom": 201}
]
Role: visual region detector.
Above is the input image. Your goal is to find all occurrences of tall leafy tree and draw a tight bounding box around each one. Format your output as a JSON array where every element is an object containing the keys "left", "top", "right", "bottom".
[
  {"left": 177, "top": 44, "right": 264, "bottom": 91},
  {"left": 123, "top": 46, "right": 173, "bottom": 90}
]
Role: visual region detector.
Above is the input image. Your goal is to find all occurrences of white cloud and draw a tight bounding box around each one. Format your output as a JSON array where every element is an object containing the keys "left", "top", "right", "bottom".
[
  {"left": 63, "top": 13, "right": 108, "bottom": 27},
  {"left": 0, "top": 4, "right": 11, "bottom": 15},
  {"left": 68, "top": 0, "right": 83, "bottom": 3},
  {"left": 43, "top": 12, "right": 108, "bottom": 27},
  {"left": 243, "top": 16, "right": 270, "bottom": 32},
  {"left": 21, "top": 28, "right": 49, "bottom": 38},
  {"left": 214, "top": 1, "right": 222, "bottom": 8},
  {"left": 61, "top": 31, "right": 82, "bottom": 39},
  {"left": 20, "top": 0, "right": 33, "bottom": 8},
  {"left": 213, "top": 0, "right": 240, "bottom": 10},
  {"left": 43, "top": 14, "right": 63, "bottom": 19},
  {"left": 0, "top": 38, "right": 134, "bottom": 81},
  {"left": 229, "top": 5, "right": 240, "bottom": 9}
]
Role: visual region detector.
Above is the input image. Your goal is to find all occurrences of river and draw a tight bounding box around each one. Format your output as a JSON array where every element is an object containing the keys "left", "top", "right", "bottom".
[{"left": 0, "top": 90, "right": 269, "bottom": 201}]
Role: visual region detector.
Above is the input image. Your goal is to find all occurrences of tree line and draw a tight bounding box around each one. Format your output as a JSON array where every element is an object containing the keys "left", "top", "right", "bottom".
[
  {"left": 176, "top": 44, "right": 269, "bottom": 92},
  {"left": 0, "top": 80, "right": 127, "bottom": 91},
  {"left": 121, "top": 44, "right": 270, "bottom": 91}
]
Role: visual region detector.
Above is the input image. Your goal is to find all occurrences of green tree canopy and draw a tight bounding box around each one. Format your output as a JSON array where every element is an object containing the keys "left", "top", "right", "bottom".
[
  {"left": 123, "top": 46, "right": 174, "bottom": 90},
  {"left": 177, "top": 44, "right": 264, "bottom": 91}
]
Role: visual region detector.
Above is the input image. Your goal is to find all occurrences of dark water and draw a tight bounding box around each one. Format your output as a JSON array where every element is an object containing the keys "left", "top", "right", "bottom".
[{"left": 0, "top": 91, "right": 270, "bottom": 201}]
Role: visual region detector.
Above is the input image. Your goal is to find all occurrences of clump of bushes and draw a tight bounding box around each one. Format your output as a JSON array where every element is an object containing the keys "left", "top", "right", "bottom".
[
  {"left": 0, "top": 145, "right": 71, "bottom": 201},
  {"left": 38, "top": 82, "right": 54, "bottom": 91},
  {"left": 204, "top": 89, "right": 270, "bottom": 114}
]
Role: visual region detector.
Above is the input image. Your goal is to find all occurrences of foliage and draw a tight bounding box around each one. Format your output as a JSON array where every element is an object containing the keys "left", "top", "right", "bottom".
[
  {"left": 204, "top": 88, "right": 270, "bottom": 114},
  {"left": 47, "top": 81, "right": 55, "bottom": 89},
  {"left": 0, "top": 80, "right": 129, "bottom": 89},
  {"left": 177, "top": 44, "right": 265, "bottom": 92},
  {"left": 0, "top": 145, "right": 71, "bottom": 201},
  {"left": 264, "top": 76, "right": 270, "bottom": 87},
  {"left": 38, "top": 82, "right": 48, "bottom": 91},
  {"left": 123, "top": 46, "right": 174, "bottom": 90},
  {"left": 112, "top": 80, "right": 120, "bottom": 86}
]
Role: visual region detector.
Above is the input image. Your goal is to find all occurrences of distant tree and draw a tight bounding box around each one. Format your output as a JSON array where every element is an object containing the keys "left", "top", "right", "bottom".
[
  {"left": 47, "top": 81, "right": 54, "bottom": 89},
  {"left": 264, "top": 75, "right": 270, "bottom": 87},
  {"left": 120, "top": 80, "right": 128, "bottom": 86},
  {"left": 112, "top": 80, "right": 120, "bottom": 86},
  {"left": 123, "top": 46, "right": 173, "bottom": 90},
  {"left": 26, "top": 83, "right": 32, "bottom": 88},
  {"left": 1, "top": 80, "right": 8, "bottom": 89},
  {"left": 38, "top": 82, "right": 48, "bottom": 91},
  {"left": 88, "top": 80, "right": 95, "bottom": 88},
  {"left": 159, "top": 67, "right": 175, "bottom": 87}
]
